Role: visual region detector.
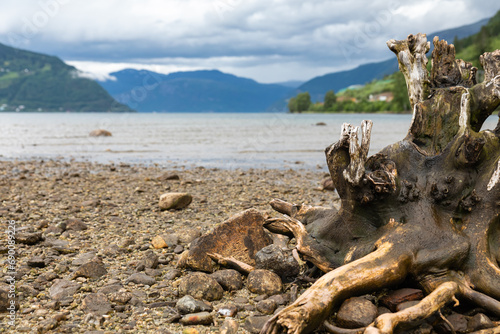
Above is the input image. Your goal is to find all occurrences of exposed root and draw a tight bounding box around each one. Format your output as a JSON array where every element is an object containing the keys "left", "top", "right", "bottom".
[
  {"left": 261, "top": 243, "right": 410, "bottom": 334},
  {"left": 279, "top": 215, "right": 335, "bottom": 273},
  {"left": 367, "top": 281, "right": 459, "bottom": 334},
  {"left": 323, "top": 320, "right": 366, "bottom": 334},
  {"left": 460, "top": 284, "right": 500, "bottom": 318},
  {"left": 207, "top": 252, "right": 255, "bottom": 275}
]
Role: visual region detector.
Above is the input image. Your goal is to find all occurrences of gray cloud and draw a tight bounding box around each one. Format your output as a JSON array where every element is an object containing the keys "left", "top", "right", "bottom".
[{"left": 0, "top": 0, "right": 498, "bottom": 82}]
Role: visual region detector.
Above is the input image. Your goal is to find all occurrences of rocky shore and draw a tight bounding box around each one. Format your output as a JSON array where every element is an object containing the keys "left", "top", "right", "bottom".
[
  {"left": 0, "top": 159, "right": 335, "bottom": 333},
  {"left": 1, "top": 159, "right": 498, "bottom": 334}
]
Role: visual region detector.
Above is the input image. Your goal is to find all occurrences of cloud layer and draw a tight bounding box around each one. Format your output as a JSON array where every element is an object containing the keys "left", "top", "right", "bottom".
[{"left": 0, "top": 0, "right": 498, "bottom": 82}]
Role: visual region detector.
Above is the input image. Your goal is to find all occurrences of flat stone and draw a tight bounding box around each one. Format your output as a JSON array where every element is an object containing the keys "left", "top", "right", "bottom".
[
  {"left": 126, "top": 273, "right": 156, "bottom": 286},
  {"left": 66, "top": 219, "right": 88, "bottom": 231},
  {"left": 179, "top": 312, "right": 213, "bottom": 326},
  {"left": 81, "top": 293, "right": 111, "bottom": 315},
  {"left": 176, "top": 295, "right": 212, "bottom": 314},
  {"left": 177, "top": 228, "right": 202, "bottom": 244},
  {"left": 178, "top": 209, "right": 272, "bottom": 272},
  {"left": 441, "top": 313, "right": 468, "bottom": 333},
  {"left": 380, "top": 288, "right": 423, "bottom": 312},
  {"left": 98, "top": 283, "right": 123, "bottom": 295},
  {"left": 256, "top": 299, "right": 277, "bottom": 315},
  {"left": 336, "top": 296, "right": 377, "bottom": 328},
  {"left": 158, "top": 173, "right": 180, "bottom": 181},
  {"left": 247, "top": 269, "right": 282, "bottom": 295},
  {"left": 211, "top": 269, "right": 243, "bottom": 291},
  {"left": 27, "top": 256, "right": 46, "bottom": 268},
  {"left": 244, "top": 316, "right": 271, "bottom": 334},
  {"left": 159, "top": 192, "right": 192, "bottom": 210},
  {"left": 17, "top": 232, "right": 43, "bottom": 245},
  {"left": 73, "top": 258, "right": 107, "bottom": 279},
  {"left": 178, "top": 272, "right": 224, "bottom": 301},
  {"left": 49, "top": 279, "right": 80, "bottom": 301}
]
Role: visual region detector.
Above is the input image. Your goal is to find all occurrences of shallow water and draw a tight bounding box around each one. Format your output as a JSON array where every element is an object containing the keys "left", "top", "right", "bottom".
[{"left": 0, "top": 112, "right": 497, "bottom": 170}]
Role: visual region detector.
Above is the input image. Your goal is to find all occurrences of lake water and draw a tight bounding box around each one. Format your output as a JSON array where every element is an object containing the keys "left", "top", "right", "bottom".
[{"left": 0, "top": 112, "right": 497, "bottom": 170}]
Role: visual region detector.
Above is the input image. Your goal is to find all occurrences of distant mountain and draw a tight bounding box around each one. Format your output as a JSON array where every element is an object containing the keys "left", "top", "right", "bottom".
[
  {"left": 0, "top": 43, "right": 132, "bottom": 112},
  {"left": 98, "top": 69, "right": 292, "bottom": 112},
  {"left": 292, "top": 16, "right": 491, "bottom": 103},
  {"left": 274, "top": 80, "right": 305, "bottom": 88}
]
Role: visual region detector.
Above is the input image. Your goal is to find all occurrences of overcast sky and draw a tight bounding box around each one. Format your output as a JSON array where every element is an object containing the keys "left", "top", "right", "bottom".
[{"left": 0, "top": 0, "right": 498, "bottom": 83}]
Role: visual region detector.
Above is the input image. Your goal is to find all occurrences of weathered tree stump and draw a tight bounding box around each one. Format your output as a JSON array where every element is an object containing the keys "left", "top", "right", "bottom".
[{"left": 261, "top": 34, "right": 500, "bottom": 334}]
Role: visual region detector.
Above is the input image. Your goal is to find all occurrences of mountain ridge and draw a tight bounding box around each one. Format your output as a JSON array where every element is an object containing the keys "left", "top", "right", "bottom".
[{"left": 0, "top": 43, "right": 132, "bottom": 112}]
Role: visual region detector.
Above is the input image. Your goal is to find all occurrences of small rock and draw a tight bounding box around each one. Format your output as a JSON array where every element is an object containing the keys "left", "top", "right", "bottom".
[
  {"left": 268, "top": 293, "right": 290, "bottom": 306},
  {"left": 176, "top": 295, "right": 212, "bottom": 314},
  {"left": 438, "top": 313, "right": 468, "bottom": 333},
  {"left": 27, "top": 256, "right": 46, "bottom": 268},
  {"left": 108, "top": 289, "right": 133, "bottom": 305},
  {"left": 316, "top": 122, "right": 327, "bottom": 126},
  {"left": 468, "top": 313, "right": 494, "bottom": 332},
  {"left": 82, "top": 293, "right": 111, "bottom": 315},
  {"left": 18, "top": 285, "right": 38, "bottom": 297},
  {"left": 380, "top": 288, "right": 423, "bottom": 312},
  {"left": 49, "top": 279, "right": 80, "bottom": 300},
  {"left": 217, "top": 304, "right": 238, "bottom": 318},
  {"left": 152, "top": 234, "right": 178, "bottom": 249},
  {"left": 220, "top": 317, "right": 239, "bottom": 334},
  {"left": 35, "top": 271, "right": 58, "bottom": 283},
  {"left": 174, "top": 245, "right": 184, "bottom": 254},
  {"left": 336, "top": 296, "right": 377, "bottom": 328},
  {"left": 178, "top": 272, "right": 224, "bottom": 301},
  {"left": 165, "top": 269, "right": 182, "bottom": 280},
  {"left": 0, "top": 288, "right": 11, "bottom": 311},
  {"left": 37, "top": 318, "right": 59, "bottom": 333},
  {"left": 247, "top": 269, "right": 282, "bottom": 295},
  {"left": 89, "top": 129, "right": 112, "bottom": 137},
  {"left": 255, "top": 245, "right": 300, "bottom": 280},
  {"left": 126, "top": 273, "right": 156, "bottom": 286},
  {"left": 321, "top": 177, "right": 335, "bottom": 191},
  {"left": 158, "top": 173, "right": 180, "bottom": 181},
  {"left": 141, "top": 250, "right": 159, "bottom": 269},
  {"left": 159, "top": 192, "right": 192, "bottom": 210},
  {"left": 17, "top": 232, "right": 43, "bottom": 245},
  {"left": 179, "top": 312, "right": 213, "bottom": 326},
  {"left": 256, "top": 299, "right": 277, "bottom": 315},
  {"left": 244, "top": 316, "right": 271, "bottom": 334},
  {"left": 66, "top": 219, "right": 88, "bottom": 231},
  {"left": 211, "top": 269, "right": 243, "bottom": 291},
  {"left": 73, "top": 258, "right": 107, "bottom": 279}
]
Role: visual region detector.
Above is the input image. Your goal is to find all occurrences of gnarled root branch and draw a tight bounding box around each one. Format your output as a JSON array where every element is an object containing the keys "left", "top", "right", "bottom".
[
  {"left": 260, "top": 243, "right": 410, "bottom": 334},
  {"left": 266, "top": 214, "right": 335, "bottom": 273},
  {"left": 366, "top": 281, "right": 460, "bottom": 334}
]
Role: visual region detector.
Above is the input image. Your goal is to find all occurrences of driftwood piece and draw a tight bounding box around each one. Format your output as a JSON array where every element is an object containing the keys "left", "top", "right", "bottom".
[{"left": 261, "top": 34, "right": 500, "bottom": 334}]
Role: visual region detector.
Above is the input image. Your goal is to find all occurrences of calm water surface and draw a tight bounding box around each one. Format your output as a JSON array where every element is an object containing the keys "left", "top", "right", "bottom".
[{"left": 0, "top": 112, "right": 497, "bottom": 170}]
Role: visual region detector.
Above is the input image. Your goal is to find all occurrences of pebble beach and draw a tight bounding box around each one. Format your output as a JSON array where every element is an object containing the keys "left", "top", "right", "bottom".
[{"left": 0, "top": 159, "right": 336, "bottom": 333}]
